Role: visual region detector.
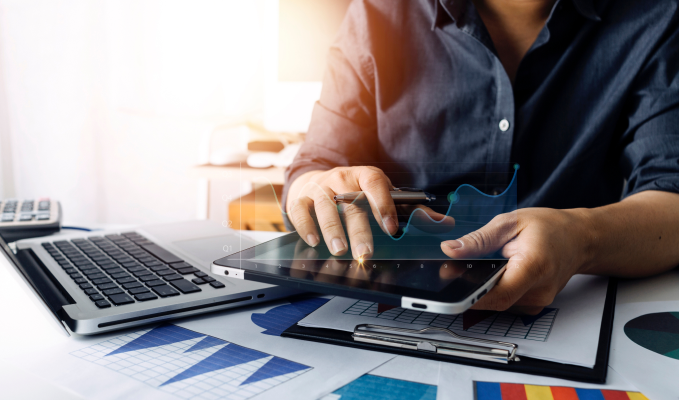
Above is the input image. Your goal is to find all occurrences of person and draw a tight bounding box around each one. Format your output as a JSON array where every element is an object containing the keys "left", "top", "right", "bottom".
[{"left": 282, "top": 0, "right": 679, "bottom": 314}]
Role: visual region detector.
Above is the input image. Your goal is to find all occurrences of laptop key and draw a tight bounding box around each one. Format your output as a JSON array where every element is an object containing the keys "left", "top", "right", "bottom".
[
  {"left": 139, "top": 274, "right": 159, "bottom": 282},
  {"left": 79, "top": 283, "right": 93, "bottom": 290},
  {"left": 116, "top": 277, "right": 136, "bottom": 284},
  {"left": 84, "top": 288, "right": 99, "bottom": 295},
  {"left": 103, "top": 288, "right": 124, "bottom": 296},
  {"left": 88, "top": 273, "right": 107, "bottom": 281},
  {"left": 110, "top": 273, "right": 129, "bottom": 279},
  {"left": 209, "top": 281, "right": 226, "bottom": 289},
  {"left": 152, "top": 285, "right": 180, "bottom": 297},
  {"left": 128, "top": 287, "right": 150, "bottom": 295},
  {"left": 92, "top": 278, "right": 113, "bottom": 285},
  {"left": 177, "top": 267, "right": 198, "bottom": 275},
  {"left": 135, "top": 292, "right": 158, "bottom": 301},
  {"left": 74, "top": 278, "right": 88, "bottom": 284},
  {"left": 97, "top": 282, "right": 118, "bottom": 290},
  {"left": 122, "top": 281, "right": 142, "bottom": 289},
  {"left": 63, "top": 268, "right": 77, "bottom": 274},
  {"left": 169, "top": 262, "right": 192, "bottom": 270},
  {"left": 89, "top": 294, "right": 105, "bottom": 301},
  {"left": 145, "top": 279, "right": 166, "bottom": 287},
  {"left": 202, "top": 276, "right": 216, "bottom": 282},
  {"left": 163, "top": 274, "right": 183, "bottom": 281},
  {"left": 191, "top": 278, "right": 207, "bottom": 285},
  {"left": 108, "top": 293, "right": 135, "bottom": 306},
  {"left": 132, "top": 270, "right": 152, "bottom": 277},
  {"left": 194, "top": 271, "right": 207, "bottom": 278},
  {"left": 155, "top": 269, "right": 175, "bottom": 276},
  {"left": 170, "top": 279, "right": 201, "bottom": 294},
  {"left": 95, "top": 300, "right": 111, "bottom": 308}
]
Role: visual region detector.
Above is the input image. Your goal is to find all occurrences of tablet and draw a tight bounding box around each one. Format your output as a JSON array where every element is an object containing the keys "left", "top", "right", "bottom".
[{"left": 211, "top": 232, "right": 507, "bottom": 314}]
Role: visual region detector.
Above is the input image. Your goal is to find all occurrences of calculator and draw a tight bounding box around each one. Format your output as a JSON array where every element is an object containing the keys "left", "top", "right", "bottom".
[{"left": 0, "top": 198, "right": 61, "bottom": 242}]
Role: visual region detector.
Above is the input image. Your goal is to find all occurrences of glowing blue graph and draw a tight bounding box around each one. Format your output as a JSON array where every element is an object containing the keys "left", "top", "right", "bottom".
[
  {"left": 323, "top": 375, "right": 437, "bottom": 400},
  {"left": 251, "top": 297, "right": 329, "bottom": 336},
  {"left": 71, "top": 325, "right": 311, "bottom": 400}
]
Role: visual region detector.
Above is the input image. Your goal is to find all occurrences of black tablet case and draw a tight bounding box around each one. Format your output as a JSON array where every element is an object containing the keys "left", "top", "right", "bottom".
[{"left": 282, "top": 278, "right": 617, "bottom": 383}]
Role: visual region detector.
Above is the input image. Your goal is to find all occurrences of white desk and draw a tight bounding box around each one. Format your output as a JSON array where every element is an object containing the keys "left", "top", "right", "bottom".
[{"left": 1, "top": 226, "right": 678, "bottom": 399}]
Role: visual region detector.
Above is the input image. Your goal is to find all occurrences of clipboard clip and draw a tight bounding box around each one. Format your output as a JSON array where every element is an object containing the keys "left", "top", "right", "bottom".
[{"left": 352, "top": 324, "right": 519, "bottom": 364}]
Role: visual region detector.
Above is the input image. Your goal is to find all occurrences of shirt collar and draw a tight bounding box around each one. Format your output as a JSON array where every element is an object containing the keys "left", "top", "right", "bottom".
[{"left": 432, "top": 0, "right": 600, "bottom": 31}]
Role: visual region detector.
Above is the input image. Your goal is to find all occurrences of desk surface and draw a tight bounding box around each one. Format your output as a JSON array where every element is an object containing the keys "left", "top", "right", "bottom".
[{"left": 2, "top": 225, "right": 678, "bottom": 399}]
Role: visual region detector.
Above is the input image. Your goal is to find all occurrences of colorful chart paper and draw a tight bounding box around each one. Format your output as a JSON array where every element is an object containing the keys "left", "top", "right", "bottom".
[
  {"left": 475, "top": 382, "right": 649, "bottom": 400},
  {"left": 624, "top": 312, "right": 679, "bottom": 360},
  {"left": 325, "top": 374, "right": 437, "bottom": 400},
  {"left": 71, "top": 324, "right": 311, "bottom": 400}
]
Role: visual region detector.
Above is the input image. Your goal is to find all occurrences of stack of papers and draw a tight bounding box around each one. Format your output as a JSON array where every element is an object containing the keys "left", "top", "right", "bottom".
[{"left": 299, "top": 275, "right": 609, "bottom": 367}]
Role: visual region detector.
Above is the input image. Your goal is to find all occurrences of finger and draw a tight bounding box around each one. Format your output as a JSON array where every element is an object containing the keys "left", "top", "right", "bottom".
[
  {"left": 399, "top": 205, "right": 455, "bottom": 234},
  {"left": 312, "top": 186, "right": 349, "bottom": 256},
  {"left": 340, "top": 202, "right": 375, "bottom": 260},
  {"left": 288, "top": 196, "right": 321, "bottom": 247},
  {"left": 471, "top": 253, "right": 536, "bottom": 311},
  {"left": 354, "top": 167, "right": 399, "bottom": 236},
  {"left": 441, "top": 212, "right": 519, "bottom": 259}
]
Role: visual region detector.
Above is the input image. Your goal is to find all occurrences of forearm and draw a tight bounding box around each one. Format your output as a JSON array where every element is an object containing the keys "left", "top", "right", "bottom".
[{"left": 579, "top": 190, "right": 679, "bottom": 277}]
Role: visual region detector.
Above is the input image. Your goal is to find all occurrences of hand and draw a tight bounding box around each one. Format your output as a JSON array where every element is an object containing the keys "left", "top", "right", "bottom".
[
  {"left": 441, "top": 208, "right": 592, "bottom": 314},
  {"left": 287, "top": 166, "right": 399, "bottom": 259}
]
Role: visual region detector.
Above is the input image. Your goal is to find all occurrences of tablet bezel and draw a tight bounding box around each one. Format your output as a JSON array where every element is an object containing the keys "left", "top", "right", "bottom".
[{"left": 212, "top": 232, "right": 507, "bottom": 307}]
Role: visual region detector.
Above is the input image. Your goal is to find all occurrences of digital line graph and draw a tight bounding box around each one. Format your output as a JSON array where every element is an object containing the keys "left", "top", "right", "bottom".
[
  {"left": 71, "top": 325, "right": 311, "bottom": 399},
  {"left": 248, "top": 164, "right": 519, "bottom": 242},
  {"left": 343, "top": 300, "right": 558, "bottom": 342}
]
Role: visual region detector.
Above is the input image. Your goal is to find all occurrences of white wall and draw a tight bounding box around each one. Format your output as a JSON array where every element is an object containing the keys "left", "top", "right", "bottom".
[{"left": 0, "top": 0, "right": 269, "bottom": 225}]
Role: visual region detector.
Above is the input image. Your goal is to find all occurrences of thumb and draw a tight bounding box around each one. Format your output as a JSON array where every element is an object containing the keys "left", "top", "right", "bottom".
[{"left": 441, "top": 213, "right": 518, "bottom": 258}]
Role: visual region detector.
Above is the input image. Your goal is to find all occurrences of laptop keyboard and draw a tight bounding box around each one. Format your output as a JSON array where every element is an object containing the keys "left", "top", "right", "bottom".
[{"left": 41, "top": 232, "right": 225, "bottom": 308}]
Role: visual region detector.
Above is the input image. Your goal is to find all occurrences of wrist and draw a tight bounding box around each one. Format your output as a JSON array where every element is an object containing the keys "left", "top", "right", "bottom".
[{"left": 569, "top": 207, "right": 599, "bottom": 275}]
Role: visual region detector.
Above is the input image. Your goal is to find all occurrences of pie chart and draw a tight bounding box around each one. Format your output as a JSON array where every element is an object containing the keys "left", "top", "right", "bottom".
[{"left": 624, "top": 312, "right": 679, "bottom": 360}]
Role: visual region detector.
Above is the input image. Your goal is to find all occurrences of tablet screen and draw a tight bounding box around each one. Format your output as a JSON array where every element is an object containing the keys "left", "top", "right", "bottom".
[{"left": 214, "top": 232, "right": 506, "bottom": 304}]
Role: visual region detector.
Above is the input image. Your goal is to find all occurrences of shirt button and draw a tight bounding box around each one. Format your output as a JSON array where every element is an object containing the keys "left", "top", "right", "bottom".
[{"left": 499, "top": 119, "right": 510, "bottom": 132}]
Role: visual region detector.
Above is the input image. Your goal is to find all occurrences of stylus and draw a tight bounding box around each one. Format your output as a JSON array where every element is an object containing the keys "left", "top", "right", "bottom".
[{"left": 334, "top": 188, "right": 436, "bottom": 205}]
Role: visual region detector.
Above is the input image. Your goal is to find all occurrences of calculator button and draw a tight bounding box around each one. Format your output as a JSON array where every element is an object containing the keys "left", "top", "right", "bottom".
[
  {"left": 19, "top": 214, "right": 33, "bottom": 221},
  {"left": 38, "top": 200, "right": 50, "bottom": 211},
  {"left": 36, "top": 214, "right": 50, "bottom": 221},
  {"left": 1, "top": 214, "right": 14, "bottom": 222}
]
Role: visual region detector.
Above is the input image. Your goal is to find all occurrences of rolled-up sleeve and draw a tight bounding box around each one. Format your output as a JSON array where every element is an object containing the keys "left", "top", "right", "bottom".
[
  {"left": 621, "top": 19, "right": 679, "bottom": 197},
  {"left": 282, "top": 0, "right": 379, "bottom": 220}
]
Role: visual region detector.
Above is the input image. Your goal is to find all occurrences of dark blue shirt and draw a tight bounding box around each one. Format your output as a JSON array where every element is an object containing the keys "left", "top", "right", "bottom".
[{"left": 283, "top": 0, "right": 679, "bottom": 215}]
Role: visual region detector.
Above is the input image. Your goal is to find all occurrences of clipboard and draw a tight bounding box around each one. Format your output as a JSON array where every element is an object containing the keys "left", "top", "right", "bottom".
[{"left": 281, "top": 278, "right": 617, "bottom": 383}]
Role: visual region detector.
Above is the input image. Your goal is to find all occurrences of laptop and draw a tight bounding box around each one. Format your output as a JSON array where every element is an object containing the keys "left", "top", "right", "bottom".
[{"left": 2, "top": 220, "right": 299, "bottom": 335}]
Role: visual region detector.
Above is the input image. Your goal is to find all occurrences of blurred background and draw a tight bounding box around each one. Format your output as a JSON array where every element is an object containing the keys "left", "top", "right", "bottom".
[{"left": 0, "top": 0, "right": 351, "bottom": 229}]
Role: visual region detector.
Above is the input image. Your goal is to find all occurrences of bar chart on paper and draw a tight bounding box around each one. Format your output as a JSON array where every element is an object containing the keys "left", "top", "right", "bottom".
[
  {"left": 71, "top": 325, "right": 311, "bottom": 400},
  {"left": 343, "top": 301, "right": 558, "bottom": 341}
]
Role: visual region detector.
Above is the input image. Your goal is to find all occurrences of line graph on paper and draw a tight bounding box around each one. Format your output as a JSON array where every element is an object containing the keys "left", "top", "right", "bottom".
[{"left": 343, "top": 301, "right": 558, "bottom": 341}]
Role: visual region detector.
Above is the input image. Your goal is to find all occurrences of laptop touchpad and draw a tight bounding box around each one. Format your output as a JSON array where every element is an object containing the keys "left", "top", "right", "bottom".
[{"left": 172, "top": 234, "right": 257, "bottom": 267}]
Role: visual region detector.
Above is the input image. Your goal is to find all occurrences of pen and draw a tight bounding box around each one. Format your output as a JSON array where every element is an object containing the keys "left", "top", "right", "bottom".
[{"left": 334, "top": 187, "right": 436, "bottom": 205}]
